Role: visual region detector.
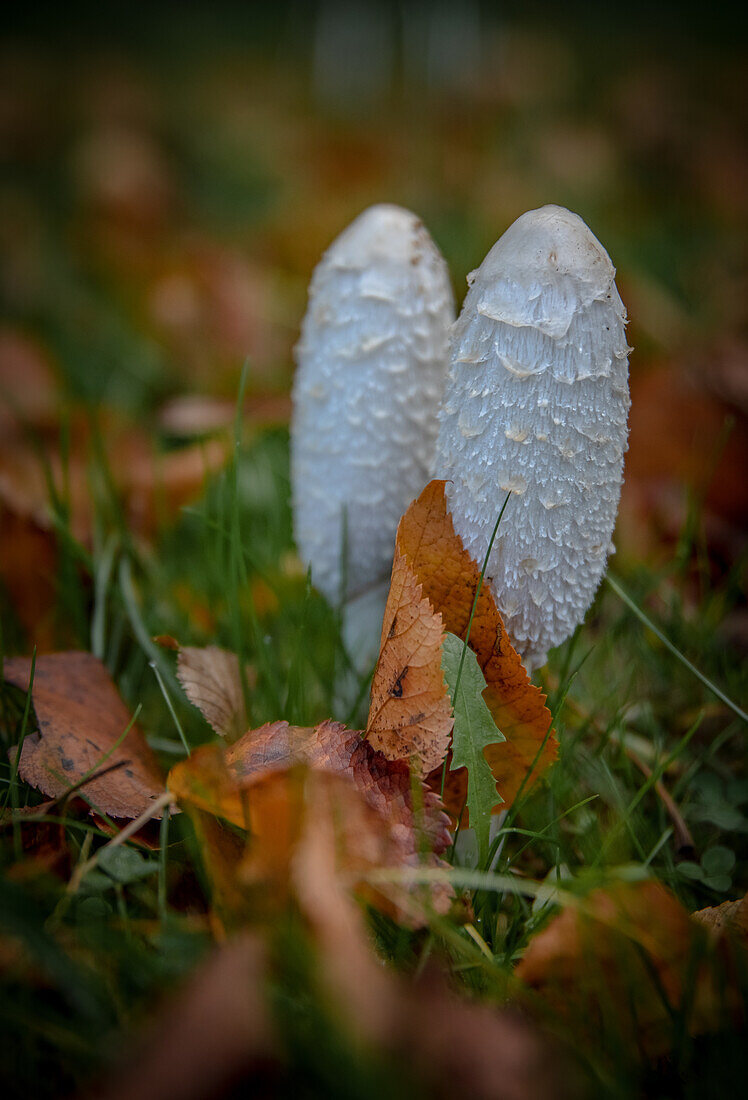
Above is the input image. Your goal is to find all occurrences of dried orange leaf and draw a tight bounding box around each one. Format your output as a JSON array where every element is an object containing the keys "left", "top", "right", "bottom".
[
  {"left": 397, "top": 480, "right": 557, "bottom": 814},
  {"left": 168, "top": 720, "right": 453, "bottom": 925},
  {"left": 177, "top": 645, "right": 251, "bottom": 739},
  {"left": 167, "top": 742, "right": 249, "bottom": 827},
  {"left": 693, "top": 893, "right": 748, "bottom": 941},
  {"left": 517, "top": 880, "right": 745, "bottom": 1060},
  {"left": 3, "top": 652, "right": 165, "bottom": 819},
  {"left": 366, "top": 541, "right": 453, "bottom": 775},
  {"left": 241, "top": 765, "right": 451, "bottom": 926}
]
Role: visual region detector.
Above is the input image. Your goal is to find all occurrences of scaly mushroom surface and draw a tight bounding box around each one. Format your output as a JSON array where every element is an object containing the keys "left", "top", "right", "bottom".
[
  {"left": 292, "top": 203, "right": 454, "bottom": 607},
  {"left": 435, "top": 204, "right": 631, "bottom": 669}
]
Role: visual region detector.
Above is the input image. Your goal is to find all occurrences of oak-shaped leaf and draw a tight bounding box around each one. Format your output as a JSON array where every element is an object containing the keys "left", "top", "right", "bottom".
[
  {"left": 395, "top": 480, "right": 557, "bottom": 817},
  {"left": 366, "top": 539, "right": 453, "bottom": 776},
  {"left": 441, "top": 633, "right": 505, "bottom": 863},
  {"left": 3, "top": 652, "right": 165, "bottom": 819}
]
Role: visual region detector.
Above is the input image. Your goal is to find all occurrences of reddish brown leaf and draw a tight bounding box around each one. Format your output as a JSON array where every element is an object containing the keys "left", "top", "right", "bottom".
[
  {"left": 168, "top": 720, "right": 453, "bottom": 925},
  {"left": 395, "top": 481, "right": 557, "bottom": 815},
  {"left": 227, "top": 718, "right": 452, "bottom": 858},
  {"left": 366, "top": 540, "right": 453, "bottom": 776},
  {"left": 3, "top": 652, "right": 165, "bottom": 819},
  {"left": 92, "top": 901, "right": 563, "bottom": 1100},
  {"left": 240, "top": 765, "right": 451, "bottom": 927}
]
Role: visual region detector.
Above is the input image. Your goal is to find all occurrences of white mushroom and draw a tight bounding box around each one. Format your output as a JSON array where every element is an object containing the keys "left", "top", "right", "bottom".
[
  {"left": 434, "top": 204, "right": 631, "bottom": 670},
  {"left": 291, "top": 203, "right": 454, "bottom": 616}
]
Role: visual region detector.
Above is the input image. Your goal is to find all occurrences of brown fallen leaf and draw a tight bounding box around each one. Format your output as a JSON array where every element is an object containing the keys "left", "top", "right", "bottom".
[
  {"left": 516, "top": 880, "right": 746, "bottom": 1061},
  {"left": 366, "top": 539, "right": 453, "bottom": 776},
  {"left": 124, "top": 434, "right": 230, "bottom": 536},
  {"left": 226, "top": 718, "right": 452, "bottom": 858},
  {"left": 168, "top": 742, "right": 250, "bottom": 832},
  {"left": 281, "top": 766, "right": 396, "bottom": 1035},
  {"left": 391, "top": 973, "right": 569, "bottom": 1100},
  {"left": 176, "top": 644, "right": 251, "bottom": 740},
  {"left": 168, "top": 720, "right": 453, "bottom": 925},
  {"left": 90, "top": 909, "right": 563, "bottom": 1100},
  {"left": 158, "top": 392, "right": 292, "bottom": 437},
  {"left": 394, "top": 481, "right": 557, "bottom": 815},
  {"left": 693, "top": 892, "right": 748, "bottom": 942},
  {"left": 3, "top": 652, "right": 165, "bottom": 819},
  {"left": 241, "top": 765, "right": 450, "bottom": 927},
  {"left": 0, "top": 506, "right": 58, "bottom": 649},
  {"left": 236, "top": 768, "right": 566, "bottom": 1097},
  {"left": 90, "top": 933, "right": 278, "bottom": 1100}
]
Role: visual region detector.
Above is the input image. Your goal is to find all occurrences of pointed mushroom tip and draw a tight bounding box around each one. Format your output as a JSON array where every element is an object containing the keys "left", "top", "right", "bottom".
[
  {"left": 480, "top": 203, "right": 615, "bottom": 290},
  {"left": 330, "top": 202, "right": 426, "bottom": 263}
]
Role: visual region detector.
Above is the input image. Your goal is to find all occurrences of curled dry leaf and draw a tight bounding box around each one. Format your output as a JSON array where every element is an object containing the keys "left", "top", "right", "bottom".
[
  {"left": 516, "top": 880, "right": 747, "bottom": 1061},
  {"left": 176, "top": 644, "right": 251, "bottom": 739},
  {"left": 3, "top": 652, "right": 165, "bottom": 819},
  {"left": 168, "top": 719, "right": 453, "bottom": 925},
  {"left": 366, "top": 539, "right": 453, "bottom": 775},
  {"left": 394, "top": 480, "right": 556, "bottom": 815},
  {"left": 226, "top": 718, "right": 452, "bottom": 858}
]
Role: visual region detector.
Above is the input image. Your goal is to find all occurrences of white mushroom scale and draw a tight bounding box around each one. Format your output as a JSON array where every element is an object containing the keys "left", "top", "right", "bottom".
[
  {"left": 435, "top": 205, "right": 631, "bottom": 670},
  {"left": 292, "top": 203, "right": 454, "bottom": 608}
]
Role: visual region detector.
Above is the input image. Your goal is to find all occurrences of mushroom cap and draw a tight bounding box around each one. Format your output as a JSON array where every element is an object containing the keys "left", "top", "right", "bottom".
[
  {"left": 436, "top": 204, "right": 630, "bottom": 668},
  {"left": 469, "top": 204, "right": 620, "bottom": 340},
  {"left": 292, "top": 203, "right": 454, "bottom": 607}
]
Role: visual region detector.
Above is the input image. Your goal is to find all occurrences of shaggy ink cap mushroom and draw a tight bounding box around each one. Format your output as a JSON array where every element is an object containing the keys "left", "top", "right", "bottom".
[
  {"left": 291, "top": 203, "right": 454, "bottom": 608},
  {"left": 435, "top": 204, "right": 631, "bottom": 669}
]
